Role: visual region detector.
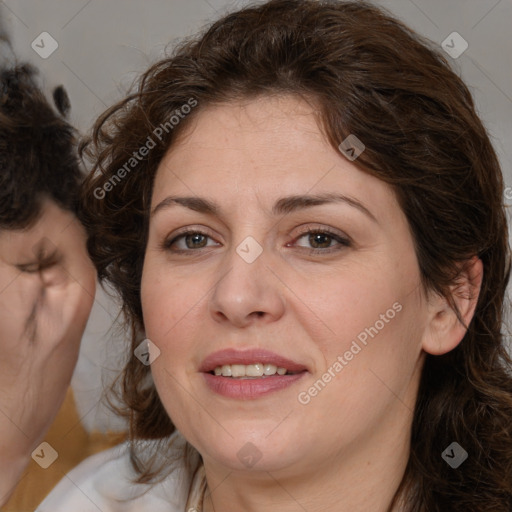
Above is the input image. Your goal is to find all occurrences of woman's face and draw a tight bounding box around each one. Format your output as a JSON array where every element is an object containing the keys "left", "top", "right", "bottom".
[{"left": 141, "top": 95, "right": 431, "bottom": 476}]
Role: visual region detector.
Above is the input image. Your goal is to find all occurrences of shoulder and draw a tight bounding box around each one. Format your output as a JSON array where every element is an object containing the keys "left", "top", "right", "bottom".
[{"left": 36, "top": 432, "right": 193, "bottom": 512}]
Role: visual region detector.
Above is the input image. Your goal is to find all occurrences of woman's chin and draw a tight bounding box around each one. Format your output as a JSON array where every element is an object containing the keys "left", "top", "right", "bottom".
[
  {"left": 202, "top": 446, "right": 298, "bottom": 474},
  {"left": 190, "top": 431, "right": 303, "bottom": 473}
]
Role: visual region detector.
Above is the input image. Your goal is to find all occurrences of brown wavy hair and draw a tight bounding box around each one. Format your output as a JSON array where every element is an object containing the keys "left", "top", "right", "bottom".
[
  {"left": 78, "top": 0, "right": 512, "bottom": 509},
  {"left": 0, "top": 63, "right": 82, "bottom": 229}
]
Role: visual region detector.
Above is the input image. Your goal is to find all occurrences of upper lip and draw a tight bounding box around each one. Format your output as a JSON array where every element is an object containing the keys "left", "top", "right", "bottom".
[{"left": 199, "top": 348, "right": 308, "bottom": 373}]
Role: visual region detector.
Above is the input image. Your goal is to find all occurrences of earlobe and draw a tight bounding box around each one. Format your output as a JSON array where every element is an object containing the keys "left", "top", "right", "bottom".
[{"left": 422, "top": 256, "right": 484, "bottom": 356}]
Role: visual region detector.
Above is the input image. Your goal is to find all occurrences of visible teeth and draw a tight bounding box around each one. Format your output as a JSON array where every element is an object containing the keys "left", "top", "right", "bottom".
[
  {"left": 263, "top": 364, "right": 277, "bottom": 375},
  {"left": 246, "top": 363, "right": 264, "bottom": 377},
  {"left": 212, "top": 363, "right": 289, "bottom": 378},
  {"left": 221, "top": 365, "right": 232, "bottom": 377},
  {"left": 231, "top": 364, "right": 246, "bottom": 378}
]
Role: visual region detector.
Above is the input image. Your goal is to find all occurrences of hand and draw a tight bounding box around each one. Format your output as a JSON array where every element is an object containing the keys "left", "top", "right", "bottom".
[{"left": 0, "top": 200, "right": 96, "bottom": 504}]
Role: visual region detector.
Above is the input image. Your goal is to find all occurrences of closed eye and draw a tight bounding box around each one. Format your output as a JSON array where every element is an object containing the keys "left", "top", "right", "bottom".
[{"left": 16, "top": 252, "right": 61, "bottom": 273}]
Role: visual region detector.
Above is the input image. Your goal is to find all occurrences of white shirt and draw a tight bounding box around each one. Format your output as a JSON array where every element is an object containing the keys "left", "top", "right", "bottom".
[{"left": 36, "top": 431, "right": 205, "bottom": 512}]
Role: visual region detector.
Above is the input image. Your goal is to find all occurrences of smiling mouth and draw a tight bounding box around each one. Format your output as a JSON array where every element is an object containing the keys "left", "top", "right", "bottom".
[{"left": 211, "top": 363, "right": 301, "bottom": 378}]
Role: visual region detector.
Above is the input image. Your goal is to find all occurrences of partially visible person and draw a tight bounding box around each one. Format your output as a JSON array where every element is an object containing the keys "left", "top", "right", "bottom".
[{"left": 0, "top": 57, "right": 97, "bottom": 505}]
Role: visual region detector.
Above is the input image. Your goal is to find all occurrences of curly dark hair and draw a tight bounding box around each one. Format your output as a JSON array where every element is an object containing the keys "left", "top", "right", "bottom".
[
  {"left": 0, "top": 61, "right": 82, "bottom": 229},
  {"left": 78, "top": 1, "right": 512, "bottom": 510}
]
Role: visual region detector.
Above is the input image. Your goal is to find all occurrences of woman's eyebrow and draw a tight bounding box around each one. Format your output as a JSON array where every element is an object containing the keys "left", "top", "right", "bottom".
[{"left": 151, "top": 193, "right": 377, "bottom": 223}]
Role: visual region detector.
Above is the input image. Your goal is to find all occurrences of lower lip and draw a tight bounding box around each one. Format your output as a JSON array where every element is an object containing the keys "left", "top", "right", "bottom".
[{"left": 202, "top": 372, "right": 307, "bottom": 399}]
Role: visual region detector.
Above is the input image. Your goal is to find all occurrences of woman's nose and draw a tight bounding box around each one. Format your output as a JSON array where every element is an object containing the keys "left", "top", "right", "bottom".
[{"left": 208, "top": 237, "right": 286, "bottom": 328}]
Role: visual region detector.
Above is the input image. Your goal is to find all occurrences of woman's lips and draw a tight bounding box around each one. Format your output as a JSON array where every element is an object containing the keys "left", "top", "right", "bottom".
[
  {"left": 199, "top": 348, "right": 307, "bottom": 373},
  {"left": 199, "top": 348, "right": 308, "bottom": 399},
  {"left": 202, "top": 372, "right": 307, "bottom": 399}
]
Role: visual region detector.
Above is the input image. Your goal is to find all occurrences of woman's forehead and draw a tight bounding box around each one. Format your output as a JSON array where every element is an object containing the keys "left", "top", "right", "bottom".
[{"left": 152, "top": 96, "right": 395, "bottom": 206}]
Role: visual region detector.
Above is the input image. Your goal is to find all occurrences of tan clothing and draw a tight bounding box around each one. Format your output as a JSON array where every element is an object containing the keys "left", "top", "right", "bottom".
[{"left": 4, "top": 387, "right": 126, "bottom": 511}]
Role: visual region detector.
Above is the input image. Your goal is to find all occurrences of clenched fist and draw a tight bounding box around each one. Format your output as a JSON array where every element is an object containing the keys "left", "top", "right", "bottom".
[{"left": 0, "top": 199, "right": 96, "bottom": 504}]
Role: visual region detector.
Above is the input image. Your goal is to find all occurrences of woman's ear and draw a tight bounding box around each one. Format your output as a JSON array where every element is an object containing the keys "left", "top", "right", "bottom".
[{"left": 422, "top": 256, "right": 483, "bottom": 356}]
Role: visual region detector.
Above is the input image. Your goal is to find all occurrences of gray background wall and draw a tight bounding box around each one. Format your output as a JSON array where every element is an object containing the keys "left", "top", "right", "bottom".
[{"left": 1, "top": 0, "right": 510, "bottom": 432}]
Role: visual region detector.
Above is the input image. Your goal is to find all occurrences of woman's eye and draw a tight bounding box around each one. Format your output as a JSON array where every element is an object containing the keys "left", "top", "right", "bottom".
[
  {"left": 293, "top": 230, "right": 351, "bottom": 253},
  {"left": 163, "top": 228, "right": 350, "bottom": 255},
  {"left": 164, "top": 231, "right": 218, "bottom": 252}
]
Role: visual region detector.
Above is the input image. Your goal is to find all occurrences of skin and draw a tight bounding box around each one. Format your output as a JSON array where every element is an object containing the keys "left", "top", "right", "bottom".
[
  {"left": 141, "top": 94, "right": 483, "bottom": 512},
  {"left": 0, "top": 198, "right": 96, "bottom": 505}
]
